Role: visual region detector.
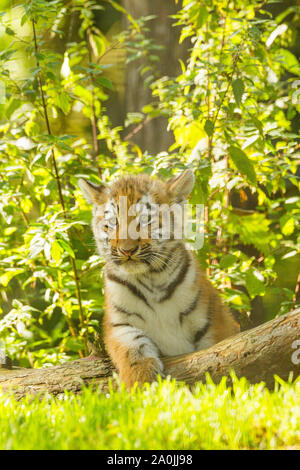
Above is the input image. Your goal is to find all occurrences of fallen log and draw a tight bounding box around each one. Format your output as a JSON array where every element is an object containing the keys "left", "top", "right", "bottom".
[{"left": 1, "top": 308, "right": 299, "bottom": 399}]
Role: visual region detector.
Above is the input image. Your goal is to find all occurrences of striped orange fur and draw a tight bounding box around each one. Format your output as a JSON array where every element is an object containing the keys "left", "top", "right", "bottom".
[{"left": 79, "top": 170, "right": 239, "bottom": 389}]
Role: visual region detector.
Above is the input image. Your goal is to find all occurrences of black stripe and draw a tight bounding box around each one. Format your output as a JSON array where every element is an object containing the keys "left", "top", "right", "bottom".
[
  {"left": 160, "top": 252, "right": 182, "bottom": 290},
  {"left": 149, "top": 243, "right": 181, "bottom": 274},
  {"left": 111, "top": 322, "right": 131, "bottom": 328},
  {"left": 134, "top": 334, "right": 145, "bottom": 341},
  {"left": 194, "top": 297, "right": 213, "bottom": 345},
  {"left": 137, "top": 278, "right": 153, "bottom": 293},
  {"left": 149, "top": 261, "right": 168, "bottom": 274},
  {"left": 179, "top": 289, "right": 201, "bottom": 324},
  {"left": 108, "top": 272, "right": 153, "bottom": 310},
  {"left": 113, "top": 304, "right": 145, "bottom": 322},
  {"left": 156, "top": 250, "right": 186, "bottom": 292},
  {"left": 149, "top": 264, "right": 167, "bottom": 274},
  {"left": 141, "top": 258, "right": 152, "bottom": 266},
  {"left": 159, "top": 251, "right": 190, "bottom": 302},
  {"left": 194, "top": 320, "right": 210, "bottom": 344}
]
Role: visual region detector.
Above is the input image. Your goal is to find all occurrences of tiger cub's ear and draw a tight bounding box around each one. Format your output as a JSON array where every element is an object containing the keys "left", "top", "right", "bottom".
[
  {"left": 167, "top": 169, "right": 195, "bottom": 202},
  {"left": 78, "top": 179, "right": 107, "bottom": 205}
]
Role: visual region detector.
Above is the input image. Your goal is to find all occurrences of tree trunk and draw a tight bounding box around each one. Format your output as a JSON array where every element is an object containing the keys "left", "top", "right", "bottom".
[
  {"left": 123, "top": 0, "right": 188, "bottom": 154},
  {"left": 1, "top": 308, "right": 299, "bottom": 399}
]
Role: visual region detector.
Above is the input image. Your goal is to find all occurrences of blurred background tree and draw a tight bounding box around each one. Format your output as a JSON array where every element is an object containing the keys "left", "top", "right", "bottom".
[{"left": 0, "top": 0, "right": 299, "bottom": 367}]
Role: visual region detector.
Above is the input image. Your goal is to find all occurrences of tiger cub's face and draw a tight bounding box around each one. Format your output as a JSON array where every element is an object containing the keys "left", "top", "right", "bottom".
[{"left": 79, "top": 170, "right": 194, "bottom": 274}]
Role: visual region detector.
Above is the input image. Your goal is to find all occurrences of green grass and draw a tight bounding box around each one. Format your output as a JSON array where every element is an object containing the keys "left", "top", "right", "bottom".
[{"left": 0, "top": 375, "right": 299, "bottom": 450}]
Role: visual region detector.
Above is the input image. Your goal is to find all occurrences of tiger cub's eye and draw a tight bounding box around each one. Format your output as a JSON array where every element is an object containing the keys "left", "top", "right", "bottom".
[{"left": 106, "top": 216, "right": 118, "bottom": 228}]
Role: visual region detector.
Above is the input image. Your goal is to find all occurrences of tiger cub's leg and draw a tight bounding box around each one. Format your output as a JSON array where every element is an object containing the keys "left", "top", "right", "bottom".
[{"left": 104, "top": 323, "right": 164, "bottom": 389}]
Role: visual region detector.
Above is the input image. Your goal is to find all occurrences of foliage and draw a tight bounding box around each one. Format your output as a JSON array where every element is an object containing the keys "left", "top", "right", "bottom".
[
  {"left": 0, "top": 374, "right": 299, "bottom": 450},
  {"left": 0, "top": 0, "right": 159, "bottom": 365},
  {"left": 0, "top": 0, "right": 299, "bottom": 366},
  {"left": 150, "top": 0, "right": 300, "bottom": 322}
]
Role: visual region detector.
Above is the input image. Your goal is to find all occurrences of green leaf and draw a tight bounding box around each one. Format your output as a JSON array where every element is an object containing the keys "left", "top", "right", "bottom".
[
  {"left": 56, "top": 141, "right": 73, "bottom": 152},
  {"left": 57, "top": 239, "right": 75, "bottom": 258},
  {"left": 245, "top": 269, "right": 265, "bottom": 298},
  {"left": 280, "top": 214, "right": 295, "bottom": 236},
  {"left": 5, "top": 98, "right": 21, "bottom": 119},
  {"left": 53, "top": 93, "right": 72, "bottom": 115},
  {"left": 125, "top": 112, "right": 143, "bottom": 127},
  {"left": 46, "top": 71, "right": 56, "bottom": 81},
  {"left": 173, "top": 121, "right": 206, "bottom": 150},
  {"left": 20, "top": 198, "right": 33, "bottom": 214},
  {"left": 25, "top": 120, "right": 40, "bottom": 137},
  {"left": 276, "top": 49, "right": 300, "bottom": 77},
  {"left": 242, "top": 134, "right": 259, "bottom": 149},
  {"left": 204, "top": 119, "right": 214, "bottom": 137},
  {"left": 89, "top": 34, "right": 106, "bottom": 57},
  {"left": 51, "top": 240, "right": 64, "bottom": 263},
  {"left": 12, "top": 299, "right": 22, "bottom": 309},
  {"left": 64, "top": 337, "right": 84, "bottom": 352},
  {"left": 229, "top": 146, "right": 257, "bottom": 185},
  {"left": 250, "top": 116, "right": 263, "bottom": 135},
  {"left": 5, "top": 27, "right": 15, "bottom": 36},
  {"left": 189, "top": 164, "right": 211, "bottom": 204},
  {"left": 29, "top": 238, "right": 45, "bottom": 259},
  {"left": 109, "top": 0, "right": 138, "bottom": 28},
  {"left": 227, "top": 213, "right": 271, "bottom": 254},
  {"left": 220, "top": 254, "right": 237, "bottom": 269},
  {"left": 0, "top": 269, "right": 23, "bottom": 287},
  {"left": 109, "top": 0, "right": 127, "bottom": 14},
  {"left": 96, "top": 76, "right": 114, "bottom": 91},
  {"left": 232, "top": 78, "right": 245, "bottom": 106},
  {"left": 196, "top": 6, "right": 209, "bottom": 28},
  {"left": 20, "top": 14, "right": 28, "bottom": 26}
]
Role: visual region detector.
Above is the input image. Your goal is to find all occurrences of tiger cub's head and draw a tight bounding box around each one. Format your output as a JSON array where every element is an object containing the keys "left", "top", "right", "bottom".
[{"left": 79, "top": 170, "right": 194, "bottom": 274}]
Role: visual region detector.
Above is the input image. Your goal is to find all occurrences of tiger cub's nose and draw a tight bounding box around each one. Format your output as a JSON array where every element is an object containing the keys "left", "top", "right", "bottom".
[{"left": 118, "top": 246, "right": 138, "bottom": 257}]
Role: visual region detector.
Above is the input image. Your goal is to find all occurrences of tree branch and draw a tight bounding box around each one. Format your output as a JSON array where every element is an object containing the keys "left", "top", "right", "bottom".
[{"left": 1, "top": 308, "right": 299, "bottom": 399}]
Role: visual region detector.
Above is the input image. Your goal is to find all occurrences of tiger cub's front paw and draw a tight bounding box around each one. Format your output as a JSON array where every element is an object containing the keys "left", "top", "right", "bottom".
[{"left": 120, "top": 357, "right": 164, "bottom": 390}]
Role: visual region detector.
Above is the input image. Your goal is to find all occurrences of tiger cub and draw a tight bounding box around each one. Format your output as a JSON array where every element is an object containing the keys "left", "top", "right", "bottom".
[{"left": 79, "top": 169, "right": 239, "bottom": 388}]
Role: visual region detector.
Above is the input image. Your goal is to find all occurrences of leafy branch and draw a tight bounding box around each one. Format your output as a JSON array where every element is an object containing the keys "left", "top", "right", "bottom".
[{"left": 31, "top": 17, "right": 87, "bottom": 356}]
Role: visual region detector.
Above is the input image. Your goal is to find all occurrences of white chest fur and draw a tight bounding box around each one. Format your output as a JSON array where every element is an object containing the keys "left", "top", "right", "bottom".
[{"left": 106, "top": 255, "right": 209, "bottom": 356}]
